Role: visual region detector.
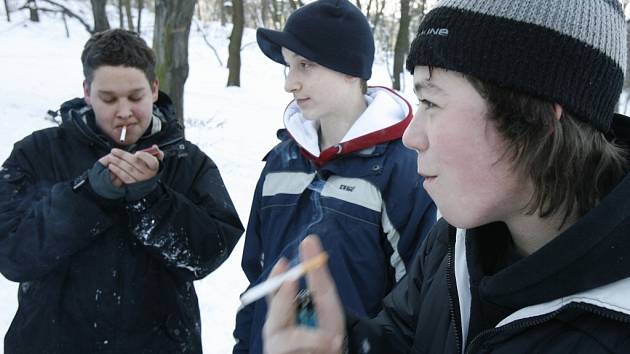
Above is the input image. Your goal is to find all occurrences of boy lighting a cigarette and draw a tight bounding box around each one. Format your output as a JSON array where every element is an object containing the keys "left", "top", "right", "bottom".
[{"left": 0, "top": 29, "right": 244, "bottom": 354}]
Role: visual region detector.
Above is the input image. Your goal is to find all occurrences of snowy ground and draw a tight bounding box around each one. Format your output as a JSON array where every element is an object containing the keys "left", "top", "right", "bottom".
[{"left": 0, "top": 8, "right": 414, "bottom": 354}]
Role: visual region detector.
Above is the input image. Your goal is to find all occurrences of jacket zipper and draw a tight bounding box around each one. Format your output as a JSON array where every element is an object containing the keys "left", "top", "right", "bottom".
[
  {"left": 464, "top": 300, "right": 630, "bottom": 353},
  {"left": 446, "top": 231, "right": 464, "bottom": 354}
]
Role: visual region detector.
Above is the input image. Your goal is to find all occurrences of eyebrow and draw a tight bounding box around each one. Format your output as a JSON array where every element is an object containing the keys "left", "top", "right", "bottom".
[
  {"left": 98, "top": 88, "right": 145, "bottom": 96},
  {"left": 413, "top": 80, "right": 444, "bottom": 95}
]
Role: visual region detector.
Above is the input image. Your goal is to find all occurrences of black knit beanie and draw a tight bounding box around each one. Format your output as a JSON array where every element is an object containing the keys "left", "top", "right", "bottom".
[
  {"left": 257, "top": 0, "right": 375, "bottom": 80},
  {"left": 406, "top": 0, "right": 627, "bottom": 133}
]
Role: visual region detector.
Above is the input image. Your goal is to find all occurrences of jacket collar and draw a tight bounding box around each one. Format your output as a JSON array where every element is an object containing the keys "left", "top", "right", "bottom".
[{"left": 282, "top": 86, "right": 413, "bottom": 166}]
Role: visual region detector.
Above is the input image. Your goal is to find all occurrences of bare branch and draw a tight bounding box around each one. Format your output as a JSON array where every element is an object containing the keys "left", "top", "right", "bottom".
[{"left": 39, "top": 0, "right": 93, "bottom": 33}]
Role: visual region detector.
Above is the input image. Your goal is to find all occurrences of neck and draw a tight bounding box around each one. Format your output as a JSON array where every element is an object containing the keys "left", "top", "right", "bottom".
[
  {"left": 505, "top": 208, "right": 579, "bottom": 256},
  {"left": 318, "top": 92, "right": 367, "bottom": 150}
]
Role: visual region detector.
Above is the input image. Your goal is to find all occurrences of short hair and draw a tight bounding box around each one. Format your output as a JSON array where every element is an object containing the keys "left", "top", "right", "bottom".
[
  {"left": 467, "top": 76, "right": 628, "bottom": 224},
  {"left": 81, "top": 29, "right": 156, "bottom": 86}
]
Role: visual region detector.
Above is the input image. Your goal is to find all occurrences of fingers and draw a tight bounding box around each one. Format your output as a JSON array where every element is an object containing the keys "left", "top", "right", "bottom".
[
  {"left": 106, "top": 148, "right": 159, "bottom": 184},
  {"left": 264, "top": 259, "right": 297, "bottom": 336},
  {"left": 263, "top": 328, "right": 343, "bottom": 354},
  {"left": 301, "top": 235, "right": 346, "bottom": 335}
]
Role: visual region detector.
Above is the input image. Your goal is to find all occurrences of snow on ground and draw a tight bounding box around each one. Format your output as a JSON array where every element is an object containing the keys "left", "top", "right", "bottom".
[{"left": 0, "top": 8, "right": 414, "bottom": 354}]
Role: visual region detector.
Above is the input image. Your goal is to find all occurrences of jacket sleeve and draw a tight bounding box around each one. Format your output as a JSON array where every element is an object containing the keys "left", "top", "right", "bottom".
[
  {"left": 382, "top": 149, "right": 437, "bottom": 282},
  {"left": 233, "top": 170, "right": 266, "bottom": 354},
  {"left": 347, "top": 223, "right": 444, "bottom": 353},
  {"left": 125, "top": 149, "right": 244, "bottom": 281},
  {"left": 0, "top": 142, "right": 116, "bottom": 282}
]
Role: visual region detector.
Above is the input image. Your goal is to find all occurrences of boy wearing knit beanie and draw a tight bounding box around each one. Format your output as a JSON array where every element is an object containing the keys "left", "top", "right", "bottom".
[
  {"left": 233, "top": 1, "right": 436, "bottom": 353},
  {"left": 262, "top": 0, "right": 630, "bottom": 353}
]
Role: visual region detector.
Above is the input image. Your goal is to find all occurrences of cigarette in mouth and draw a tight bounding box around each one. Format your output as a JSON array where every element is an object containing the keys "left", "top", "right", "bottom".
[
  {"left": 238, "top": 252, "right": 329, "bottom": 309},
  {"left": 119, "top": 125, "right": 127, "bottom": 143}
]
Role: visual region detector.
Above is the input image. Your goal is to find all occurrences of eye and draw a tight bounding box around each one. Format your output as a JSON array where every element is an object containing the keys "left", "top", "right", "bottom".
[
  {"left": 129, "top": 95, "right": 143, "bottom": 102},
  {"left": 419, "top": 99, "right": 436, "bottom": 109},
  {"left": 101, "top": 97, "right": 116, "bottom": 104},
  {"left": 300, "top": 61, "right": 313, "bottom": 70}
]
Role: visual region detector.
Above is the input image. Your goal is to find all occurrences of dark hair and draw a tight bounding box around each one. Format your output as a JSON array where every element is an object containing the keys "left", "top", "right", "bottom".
[
  {"left": 81, "top": 29, "right": 156, "bottom": 86},
  {"left": 360, "top": 80, "right": 368, "bottom": 94},
  {"left": 467, "top": 76, "right": 628, "bottom": 224}
]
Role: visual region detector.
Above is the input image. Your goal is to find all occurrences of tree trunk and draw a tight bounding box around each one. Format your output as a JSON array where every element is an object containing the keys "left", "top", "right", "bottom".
[
  {"left": 220, "top": 0, "right": 228, "bottom": 26},
  {"left": 136, "top": 0, "right": 143, "bottom": 32},
  {"left": 227, "top": 0, "right": 244, "bottom": 87},
  {"left": 91, "top": 0, "right": 110, "bottom": 32},
  {"left": 392, "top": 0, "right": 410, "bottom": 90},
  {"left": 3, "top": 0, "right": 10, "bottom": 22},
  {"left": 620, "top": 19, "right": 630, "bottom": 114},
  {"left": 118, "top": 0, "right": 123, "bottom": 27},
  {"left": 372, "top": 0, "right": 386, "bottom": 30},
  {"left": 288, "top": 0, "right": 302, "bottom": 10},
  {"left": 260, "top": 0, "right": 269, "bottom": 27},
  {"left": 124, "top": 0, "right": 133, "bottom": 30},
  {"left": 27, "top": 0, "right": 39, "bottom": 22},
  {"left": 153, "top": 0, "right": 195, "bottom": 125},
  {"left": 271, "top": 0, "right": 280, "bottom": 29}
]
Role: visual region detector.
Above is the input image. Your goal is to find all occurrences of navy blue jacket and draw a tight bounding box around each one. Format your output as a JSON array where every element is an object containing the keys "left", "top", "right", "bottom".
[
  {"left": 234, "top": 88, "right": 436, "bottom": 354},
  {"left": 0, "top": 93, "right": 244, "bottom": 353}
]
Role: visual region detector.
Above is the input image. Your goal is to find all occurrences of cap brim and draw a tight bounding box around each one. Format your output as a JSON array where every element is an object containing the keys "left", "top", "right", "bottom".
[{"left": 256, "top": 28, "right": 318, "bottom": 65}]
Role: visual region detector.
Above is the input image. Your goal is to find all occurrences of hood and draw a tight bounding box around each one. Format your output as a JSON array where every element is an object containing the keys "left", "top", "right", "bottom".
[
  {"left": 283, "top": 86, "right": 413, "bottom": 166},
  {"left": 58, "top": 91, "right": 184, "bottom": 153},
  {"left": 468, "top": 114, "right": 630, "bottom": 310}
]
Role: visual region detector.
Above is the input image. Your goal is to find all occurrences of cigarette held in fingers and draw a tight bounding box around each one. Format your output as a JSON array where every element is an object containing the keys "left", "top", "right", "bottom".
[
  {"left": 238, "top": 252, "right": 329, "bottom": 310},
  {"left": 119, "top": 125, "right": 127, "bottom": 143}
]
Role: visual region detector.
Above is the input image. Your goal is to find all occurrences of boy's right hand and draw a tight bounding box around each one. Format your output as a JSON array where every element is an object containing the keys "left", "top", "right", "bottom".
[{"left": 263, "top": 235, "right": 346, "bottom": 354}]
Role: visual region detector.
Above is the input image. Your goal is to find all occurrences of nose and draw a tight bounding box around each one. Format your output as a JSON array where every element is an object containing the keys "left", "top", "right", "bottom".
[
  {"left": 403, "top": 108, "right": 429, "bottom": 152},
  {"left": 284, "top": 67, "right": 301, "bottom": 93},
  {"left": 116, "top": 99, "right": 133, "bottom": 120}
]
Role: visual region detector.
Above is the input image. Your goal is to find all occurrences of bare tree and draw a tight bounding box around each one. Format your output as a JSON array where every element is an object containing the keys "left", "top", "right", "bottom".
[
  {"left": 91, "top": 0, "right": 110, "bottom": 32},
  {"left": 136, "top": 0, "right": 143, "bottom": 32},
  {"left": 153, "top": 0, "right": 195, "bottom": 124},
  {"left": 227, "top": 0, "right": 244, "bottom": 86},
  {"left": 288, "top": 0, "right": 303, "bottom": 10},
  {"left": 40, "top": 0, "right": 94, "bottom": 33},
  {"left": 3, "top": 0, "right": 10, "bottom": 22},
  {"left": 124, "top": 0, "right": 133, "bottom": 30},
  {"left": 117, "top": 0, "right": 123, "bottom": 27},
  {"left": 22, "top": 0, "right": 39, "bottom": 22},
  {"left": 392, "top": 0, "right": 411, "bottom": 90}
]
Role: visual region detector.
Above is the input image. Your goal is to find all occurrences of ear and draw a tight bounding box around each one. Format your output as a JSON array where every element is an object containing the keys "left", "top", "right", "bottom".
[
  {"left": 553, "top": 103, "right": 564, "bottom": 121},
  {"left": 83, "top": 80, "right": 92, "bottom": 105},
  {"left": 151, "top": 79, "right": 160, "bottom": 102}
]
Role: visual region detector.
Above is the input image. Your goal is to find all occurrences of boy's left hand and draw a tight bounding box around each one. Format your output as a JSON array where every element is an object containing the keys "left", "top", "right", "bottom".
[{"left": 100, "top": 146, "right": 163, "bottom": 186}]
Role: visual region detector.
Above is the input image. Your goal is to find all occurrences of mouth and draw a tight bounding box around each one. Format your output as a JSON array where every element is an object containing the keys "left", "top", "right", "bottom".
[
  {"left": 419, "top": 172, "right": 437, "bottom": 184},
  {"left": 295, "top": 98, "right": 310, "bottom": 106}
]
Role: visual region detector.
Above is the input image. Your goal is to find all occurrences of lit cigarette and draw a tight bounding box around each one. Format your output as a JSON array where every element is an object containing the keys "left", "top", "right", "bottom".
[
  {"left": 119, "top": 125, "right": 127, "bottom": 143},
  {"left": 238, "top": 252, "right": 328, "bottom": 309}
]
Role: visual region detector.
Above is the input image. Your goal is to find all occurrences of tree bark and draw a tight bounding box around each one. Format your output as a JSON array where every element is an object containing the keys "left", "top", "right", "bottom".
[
  {"left": 392, "top": 0, "right": 410, "bottom": 90},
  {"left": 27, "top": 0, "right": 39, "bottom": 22},
  {"left": 371, "top": 0, "right": 386, "bottom": 30},
  {"left": 136, "top": 0, "right": 143, "bottom": 32},
  {"left": 220, "top": 0, "right": 228, "bottom": 26},
  {"left": 227, "top": 0, "right": 244, "bottom": 86},
  {"left": 153, "top": 0, "right": 195, "bottom": 125},
  {"left": 118, "top": 0, "right": 123, "bottom": 28},
  {"left": 3, "top": 0, "right": 10, "bottom": 22},
  {"left": 124, "top": 0, "right": 133, "bottom": 30},
  {"left": 91, "top": 0, "right": 110, "bottom": 32}
]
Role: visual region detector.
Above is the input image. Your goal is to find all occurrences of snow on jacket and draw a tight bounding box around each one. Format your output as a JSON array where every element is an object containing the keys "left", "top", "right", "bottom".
[
  {"left": 347, "top": 114, "right": 630, "bottom": 354},
  {"left": 233, "top": 87, "right": 437, "bottom": 354},
  {"left": 0, "top": 93, "right": 244, "bottom": 354}
]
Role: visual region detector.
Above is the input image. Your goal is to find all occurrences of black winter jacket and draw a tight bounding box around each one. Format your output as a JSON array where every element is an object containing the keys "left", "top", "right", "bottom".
[
  {"left": 348, "top": 114, "right": 630, "bottom": 353},
  {"left": 0, "top": 93, "right": 244, "bottom": 353}
]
